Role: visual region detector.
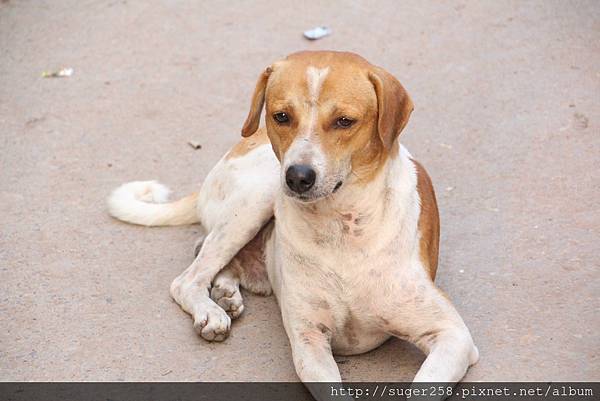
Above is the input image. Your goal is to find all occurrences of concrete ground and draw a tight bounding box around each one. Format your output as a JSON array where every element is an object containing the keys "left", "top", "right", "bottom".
[{"left": 1, "top": 0, "right": 598, "bottom": 382}]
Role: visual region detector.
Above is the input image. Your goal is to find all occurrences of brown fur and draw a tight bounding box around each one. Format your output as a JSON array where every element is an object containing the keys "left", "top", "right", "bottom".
[
  {"left": 413, "top": 159, "right": 440, "bottom": 280},
  {"left": 368, "top": 67, "right": 414, "bottom": 151},
  {"left": 241, "top": 67, "right": 272, "bottom": 137}
]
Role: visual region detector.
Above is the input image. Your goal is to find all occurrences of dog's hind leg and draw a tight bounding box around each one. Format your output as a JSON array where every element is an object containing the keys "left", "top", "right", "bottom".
[
  {"left": 209, "top": 219, "right": 274, "bottom": 320},
  {"left": 170, "top": 217, "right": 267, "bottom": 341}
]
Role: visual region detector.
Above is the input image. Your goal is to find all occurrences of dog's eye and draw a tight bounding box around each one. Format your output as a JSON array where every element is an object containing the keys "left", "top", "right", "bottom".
[
  {"left": 336, "top": 117, "right": 355, "bottom": 128},
  {"left": 273, "top": 112, "right": 290, "bottom": 124}
]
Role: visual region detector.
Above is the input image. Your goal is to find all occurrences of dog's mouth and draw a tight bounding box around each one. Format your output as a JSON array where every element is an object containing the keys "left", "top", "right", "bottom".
[
  {"left": 286, "top": 180, "right": 344, "bottom": 203},
  {"left": 287, "top": 191, "right": 320, "bottom": 203},
  {"left": 332, "top": 181, "right": 343, "bottom": 193}
]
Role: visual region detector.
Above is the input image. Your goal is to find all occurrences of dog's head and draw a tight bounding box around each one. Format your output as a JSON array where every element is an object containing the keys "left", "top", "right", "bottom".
[{"left": 241, "top": 51, "right": 413, "bottom": 203}]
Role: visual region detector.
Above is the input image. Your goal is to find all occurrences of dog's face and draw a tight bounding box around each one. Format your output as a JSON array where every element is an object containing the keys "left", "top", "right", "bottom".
[{"left": 241, "top": 51, "right": 413, "bottom": 202}]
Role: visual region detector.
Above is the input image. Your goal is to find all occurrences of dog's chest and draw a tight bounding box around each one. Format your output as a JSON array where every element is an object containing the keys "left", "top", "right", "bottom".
[
  {"left": 264, "top": 179, "right": 422, "bottom": 351},
  {"left": 278, "top": 233, "right": 409, "bottom": 353}
]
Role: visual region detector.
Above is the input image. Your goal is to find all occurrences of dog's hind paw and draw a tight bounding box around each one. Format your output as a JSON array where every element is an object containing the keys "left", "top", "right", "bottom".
[{"left": 211, "top": 283, "right": 245, "bottom": 319}]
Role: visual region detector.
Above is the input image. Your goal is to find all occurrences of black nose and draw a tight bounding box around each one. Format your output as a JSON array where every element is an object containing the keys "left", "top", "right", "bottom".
[{"left": 286, "top": 164, "right": 316, "bottom": 194}]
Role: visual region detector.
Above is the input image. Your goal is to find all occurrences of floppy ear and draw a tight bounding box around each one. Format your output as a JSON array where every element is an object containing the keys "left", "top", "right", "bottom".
[
  {"left": 241, "top": 66, "right": 273, "bottom": 137},
  {"left": 368, "top": 67, "right": 414, "bottom": 150}
]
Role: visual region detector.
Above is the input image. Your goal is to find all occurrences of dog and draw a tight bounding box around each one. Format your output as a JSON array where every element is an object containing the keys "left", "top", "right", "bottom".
[{"left": 107, "top": 51, "right": 478, "bottom": 398}]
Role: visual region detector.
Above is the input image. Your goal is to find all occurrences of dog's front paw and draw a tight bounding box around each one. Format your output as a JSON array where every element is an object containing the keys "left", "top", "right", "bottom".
[
  {"left": 211, "top": 283, "right": 245, "bottom": 319},
  {"left": 192, "top": 302, "right": 231, "bottom": 342}
]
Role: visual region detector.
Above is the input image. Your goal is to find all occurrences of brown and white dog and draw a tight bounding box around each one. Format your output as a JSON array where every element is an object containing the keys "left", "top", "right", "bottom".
[{"left": 108, "top": 51, "right": 478, "bottom": 395}]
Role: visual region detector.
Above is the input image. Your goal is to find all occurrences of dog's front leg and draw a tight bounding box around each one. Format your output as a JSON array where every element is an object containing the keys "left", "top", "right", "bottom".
[
  {"left": 381, "top": 282, "right": 479, "bottom": 384},
  {"left": 289, "top": 328, "right": 339, "bottom": 382},
  {"left": 409, "top": 319, "right": 479, "bottom": 401},
  {"left": 410, "top": 293, "right": 479, "bottom": 383},
  {"left": 290, "top": 335, "right": 343, "bottom": 401},
  {"left": 412, "top": 322, "right": 479, "bottom": 383},
  {"left": 282, "top": 311, "right": 354, "bottom": 401}
]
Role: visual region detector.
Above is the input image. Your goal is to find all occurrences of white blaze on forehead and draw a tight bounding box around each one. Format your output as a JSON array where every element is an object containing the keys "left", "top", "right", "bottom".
[
  {"left": 305, "top": 66, "right": 330, "bottom": 137},
  {"left": 306, "top": 66, "right": 330, "bottom": 102}
]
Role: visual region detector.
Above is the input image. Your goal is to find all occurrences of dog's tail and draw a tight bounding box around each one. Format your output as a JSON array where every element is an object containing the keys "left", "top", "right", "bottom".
[{"left": 107, "top": 180, "right": 200, "bottom": 226}]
